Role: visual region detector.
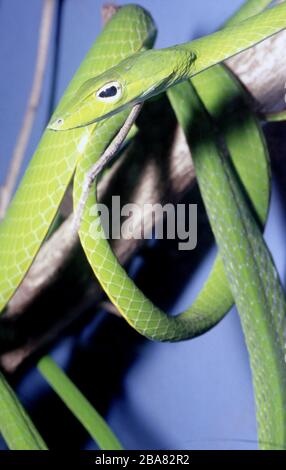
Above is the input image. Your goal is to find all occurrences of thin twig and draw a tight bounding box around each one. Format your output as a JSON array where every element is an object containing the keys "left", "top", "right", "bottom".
[
  {"left": 0, "top": 0, "right": 56, "bottom": 219},
  {"left": 71, "top": 103, "right": 143, "bottom": 235}
]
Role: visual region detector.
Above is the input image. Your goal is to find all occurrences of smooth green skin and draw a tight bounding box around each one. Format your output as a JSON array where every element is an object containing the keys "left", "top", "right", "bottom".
[
  {"left": 38, "top": 357, "right": 123, "bottom": 450},
  {"left": 0, "top": 372, "right": 47, "bottom": 450},
  {"left": 0, "top": 0, "right": 285, "bottom": 450},
  {"left": 266, "top": 110, "right": 286, "bottom": 122}
]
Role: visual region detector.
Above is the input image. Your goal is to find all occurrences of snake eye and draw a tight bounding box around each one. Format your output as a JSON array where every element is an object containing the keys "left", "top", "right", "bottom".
[{"left": 96, "top": 81, "right": 122, "bottom": 103}]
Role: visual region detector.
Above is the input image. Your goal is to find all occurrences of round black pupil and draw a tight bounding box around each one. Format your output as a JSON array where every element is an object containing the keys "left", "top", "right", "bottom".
[{"left": 99, "top": 85, "right": 117, "bottom": 98}]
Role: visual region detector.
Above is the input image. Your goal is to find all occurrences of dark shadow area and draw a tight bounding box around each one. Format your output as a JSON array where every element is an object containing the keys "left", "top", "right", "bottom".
[{"left": 264, "top": 121, "right": 286, "bottom": 284}]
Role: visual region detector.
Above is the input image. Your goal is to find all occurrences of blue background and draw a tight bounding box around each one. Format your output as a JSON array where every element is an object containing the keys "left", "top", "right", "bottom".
[{"left": 1, "top": 0, "right": 286, "bottom": 450}]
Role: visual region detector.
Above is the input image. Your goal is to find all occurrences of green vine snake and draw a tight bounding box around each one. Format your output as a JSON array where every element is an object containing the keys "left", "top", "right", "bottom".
[{"left": 0, "top": 0, "right": 286, "bottom": 450}]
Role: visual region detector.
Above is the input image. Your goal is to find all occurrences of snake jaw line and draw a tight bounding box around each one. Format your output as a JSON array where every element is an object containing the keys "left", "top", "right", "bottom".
[{"left": 48, "top": 48, "right": 197, "bottom": 131}]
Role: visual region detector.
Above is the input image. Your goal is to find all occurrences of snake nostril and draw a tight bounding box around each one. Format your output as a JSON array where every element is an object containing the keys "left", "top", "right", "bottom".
[{"left": 56, "top": 118, "right": 64, "bottom": 126}]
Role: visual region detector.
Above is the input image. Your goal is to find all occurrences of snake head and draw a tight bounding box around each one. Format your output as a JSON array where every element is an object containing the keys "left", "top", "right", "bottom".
[{"left": 48, "top": 48, "right": 196, "bottom": 131}]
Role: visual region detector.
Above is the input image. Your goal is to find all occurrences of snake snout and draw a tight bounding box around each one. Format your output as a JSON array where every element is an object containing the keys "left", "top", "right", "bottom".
[{"left": 48, "top": 117, "right": 65, "bottom": 131}]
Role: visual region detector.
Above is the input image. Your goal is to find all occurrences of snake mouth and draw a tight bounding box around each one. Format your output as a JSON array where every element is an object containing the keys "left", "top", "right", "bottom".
[
  {"left": 47, "top": 97, "right": 143, "bottom": 131},
  {"left": 48, "top": 117, "right": 96, "bottom": 131},
  {"left": 47, "top": 115, "right": 91, "bottom": 131},
  {"left": 48, "top": 114, "right": 102, "bottom": 131}
]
